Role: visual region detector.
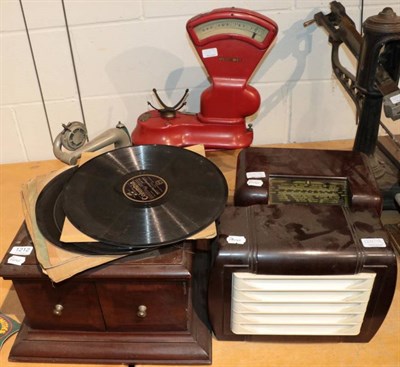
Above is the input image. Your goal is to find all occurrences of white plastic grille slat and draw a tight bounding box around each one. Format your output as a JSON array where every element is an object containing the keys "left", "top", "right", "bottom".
[
  {"left": 231, "top": 272, "right": 375, "bottom": 336},
  {"left": 232, "top": 302, "right": 368, "bottom": 314},
  {"left": 234, "top": 277, "right": 375, "bottom": 291},
  {"left": 232, "top": 312, "right": 364, "bottom": 324}
]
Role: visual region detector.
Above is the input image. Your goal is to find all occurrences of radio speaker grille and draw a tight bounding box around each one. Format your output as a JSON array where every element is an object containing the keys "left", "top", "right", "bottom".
[{"left": 231, "top": 272, "right": 376, "bottom": 336}]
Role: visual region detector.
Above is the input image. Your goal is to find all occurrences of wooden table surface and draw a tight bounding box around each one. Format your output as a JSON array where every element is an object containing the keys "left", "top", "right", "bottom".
[{"left": 1, "top": 140, "right": 399, "bottom": 367}]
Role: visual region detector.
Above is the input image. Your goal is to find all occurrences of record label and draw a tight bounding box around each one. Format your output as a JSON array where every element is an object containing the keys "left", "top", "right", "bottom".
[{"left": 123, "top": 174, "right": 168, "bottom": 203}]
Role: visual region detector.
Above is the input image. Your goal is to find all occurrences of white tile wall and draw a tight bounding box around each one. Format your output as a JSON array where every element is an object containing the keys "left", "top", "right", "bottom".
[
  {"left": 0, "top": 107, "right": 27, "bottom": 162},
  {"left": 143, "top": 1, "right": 294, "bottom": 18},
  {"left": 251, "top": 82, "right": 291, "bottom": 145},
  {"left": 64, "top": 1, "right": 142, "bottom": 25},
  {"left": 290, "top": 80, "right": 358, "bottom": 142},
  {"left": 295, "top": 0, "right": 359, "bottom": 8},
  {"left": 69, "top": 18, "right": 194, "bottom": 96},
  {"left": 11, "top": 102, "right": 55, "bottom": 161},
  {"left": 0, "top": 0, "right": 25, "bottom": 32},
  {"left": 27, "top": 29, "right": 77, "bottom": 101},
  {"left": 1, "top": 32, "right": 42, "bottom": 105},
  {"left": 1, "top": 0, "right": 399, "bottom": 163},
  {"left": 251, "top": 7, "right": 359, "bottom": 84}
]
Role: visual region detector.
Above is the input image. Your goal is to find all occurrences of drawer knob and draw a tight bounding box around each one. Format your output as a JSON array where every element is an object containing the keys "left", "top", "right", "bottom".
[
  {"left": 137, "top": 305, "right": 147, "bottom": 318},
  {"left": 53, "top": 304, "right": 64, "bottom": 316}
]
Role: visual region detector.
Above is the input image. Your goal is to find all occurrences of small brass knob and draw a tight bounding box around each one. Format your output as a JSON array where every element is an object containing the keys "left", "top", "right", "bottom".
[
  {"left": 53, "top": 304, "right": 64, "bottom": 316},
  {"left": 137, "top": 305, "right": 147, "bottom": 318}
]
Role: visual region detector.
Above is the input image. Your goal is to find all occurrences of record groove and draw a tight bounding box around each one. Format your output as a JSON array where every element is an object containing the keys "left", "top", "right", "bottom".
[
  {"left": 62, "top": 145, "right": 228, "bottom": 247},
  {"left": 35, "top": 167, "right": 157, "bottom": 255}
]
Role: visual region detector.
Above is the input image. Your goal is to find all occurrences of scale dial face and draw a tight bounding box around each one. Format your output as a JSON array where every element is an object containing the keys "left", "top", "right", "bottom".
[
  {"left": 193, "top": 19, "right": 269, "bottom": 43},
  {"left": 187, "top": 8, "right": 278, "bottom": 49}
]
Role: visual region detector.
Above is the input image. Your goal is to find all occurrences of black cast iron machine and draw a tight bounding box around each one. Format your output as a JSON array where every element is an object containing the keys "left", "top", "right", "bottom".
[{"left": 305, "top": 1, "right": 400, "bottom": 210}]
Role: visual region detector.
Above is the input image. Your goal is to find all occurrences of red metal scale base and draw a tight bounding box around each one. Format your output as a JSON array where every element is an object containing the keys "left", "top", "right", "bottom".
[{"left": 133, "top": 110, "right": 253, "bottom": 149}]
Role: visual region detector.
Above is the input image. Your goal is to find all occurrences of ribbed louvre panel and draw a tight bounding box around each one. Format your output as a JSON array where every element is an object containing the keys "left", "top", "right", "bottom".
[{"left": 231, "top": 272, "right": 376, "bottom": 336}]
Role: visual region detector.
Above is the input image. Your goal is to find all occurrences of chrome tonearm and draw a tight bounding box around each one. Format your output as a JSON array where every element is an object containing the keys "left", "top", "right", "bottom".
[{"left": 53, "top": 121, "right": 132, "bottom": 165}]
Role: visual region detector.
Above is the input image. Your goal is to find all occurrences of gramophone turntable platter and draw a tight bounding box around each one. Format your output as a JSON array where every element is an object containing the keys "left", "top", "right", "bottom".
[{"left": 62, "top": 145, "right": 228, "bottom": 247}]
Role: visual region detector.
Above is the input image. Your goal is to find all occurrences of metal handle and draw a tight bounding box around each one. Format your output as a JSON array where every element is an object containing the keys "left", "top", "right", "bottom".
[
  {"left": 53, "top": 122, "right": 132, "bottom": 165},
  {"left": 137, "top": 305, "right": 147, "bottom": 318},
  {"left": 53, "top": 304, "right": 64, "bottom": 316}
]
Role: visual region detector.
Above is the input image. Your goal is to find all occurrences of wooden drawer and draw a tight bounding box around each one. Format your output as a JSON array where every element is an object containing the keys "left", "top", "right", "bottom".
[
  {"left": 97, "top": 280, "right": 189, "bottom": 331},
  {"left": 13, "top": 279, "right": 105, "bottom": 331}
]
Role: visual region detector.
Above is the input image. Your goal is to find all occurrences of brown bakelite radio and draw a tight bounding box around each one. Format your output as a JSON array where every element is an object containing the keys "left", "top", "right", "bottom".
[{"left": 208, "top": 148, "right": 397, "bottom": 342}]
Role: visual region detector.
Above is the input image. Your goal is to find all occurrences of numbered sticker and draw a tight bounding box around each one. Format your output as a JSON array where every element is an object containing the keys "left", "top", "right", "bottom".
[
  {"left": 10, "top": 246, "right": 33, "bottom": 256},
  {"left": 247, "top": 179, "right": 263, "bottom": 187},
  {"left": 246, "top": 171, "right": 266, "bottom": 179},
  {"left": 361, "top": 238, "right": 386, "bottom": 248},
  {"left": 7, "top": 255, "right": 26, "bottom": 266},
  {"left": 202, "top": 48, "right": 218, "bottom": 58},
  {"left": 389, "top": 93, "right": 400, "bottom": 104},
  {"left": 227, "top": 235, "right": 246, "bottom": 245}
]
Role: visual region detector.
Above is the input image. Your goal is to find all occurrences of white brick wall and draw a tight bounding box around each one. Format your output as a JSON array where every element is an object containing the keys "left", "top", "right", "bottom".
[{"left": 1, "top": 0, "right": 399, "bottom": 163}]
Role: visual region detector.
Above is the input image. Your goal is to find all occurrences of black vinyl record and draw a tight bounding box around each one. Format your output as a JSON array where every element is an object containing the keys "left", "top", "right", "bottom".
[
  {"left": 62, "top": 145, "right": 228, "bottom": 247},
  {"left": 35, "top": 167, "right": 154, "bottom": 255}
]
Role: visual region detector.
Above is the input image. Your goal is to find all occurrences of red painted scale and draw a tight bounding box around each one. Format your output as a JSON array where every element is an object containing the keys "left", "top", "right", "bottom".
[{"left": 132, "top": 8, "right": 278, "bottom": 149}]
